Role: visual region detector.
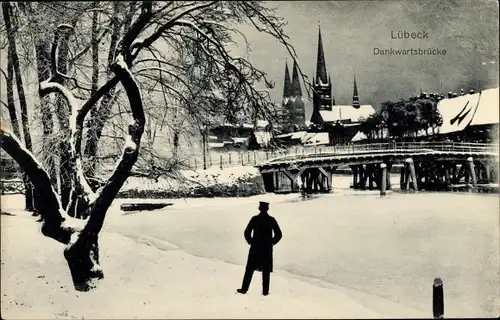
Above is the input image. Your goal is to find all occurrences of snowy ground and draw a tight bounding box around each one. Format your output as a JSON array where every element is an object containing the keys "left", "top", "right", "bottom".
[
  {"left": 1, "top": 178, "right": 499, "bottom": 318},
  {"left": 120, "top": 166, "right": 262, "bottom": 192}
]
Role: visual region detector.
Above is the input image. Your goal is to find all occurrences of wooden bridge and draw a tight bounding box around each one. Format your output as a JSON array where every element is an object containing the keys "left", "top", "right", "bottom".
[{"left": 255, "top": 142, "right": 499, "bottom": 194}]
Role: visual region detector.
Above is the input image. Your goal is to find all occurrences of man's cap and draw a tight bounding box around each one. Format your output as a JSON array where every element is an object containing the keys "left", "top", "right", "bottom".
[{"left": 259, "top": 201, "right": 269, "bottom": 206}]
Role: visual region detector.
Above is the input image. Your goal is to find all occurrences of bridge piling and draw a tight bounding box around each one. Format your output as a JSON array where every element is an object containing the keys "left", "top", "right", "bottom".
[
  {"left": 256, "top": 142, "right": 497, "bottom": 194},
  {"left": 380, "top": 163, "right": 387, "bottom": 196},
  {"left": 485, "top": 161, "right": 491, "bottom": 182},
  {"left": 467, "top": 157, "right": 477, "bottom": 190},
  {"left": 386, "top": 163, "right": 392, "bottom": 190},
  {"left": 406, "top": 158, "right": 418, "bottom": 191},
  {"left": 351, "top": 165, "right": 359, "bottom": 189},
  {"left": 400, "top": 166, "right": 406, "bottom": 191}
]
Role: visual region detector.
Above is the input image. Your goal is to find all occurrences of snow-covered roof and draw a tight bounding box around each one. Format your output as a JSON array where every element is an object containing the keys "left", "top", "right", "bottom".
[
  {"left": 302, "top": 132, "right": 329, "bottom": 145},
  {"left": 208, "top": 142, "right": 225, "bottom": 148},
  {"left": 256, "top": 120, "right": 269, "bottom": 128},
  {"left": 232, "top": 137, "right": 247, "bottom": 144},
  {"left": 437, "top": 87, "right": 499, "bottom": 134},
  {"left": 254, "top": 131, "right": 272, "bottom": 146},
  {"left": 469, "top": 87, "right": 499, "bottom": 126},
  {"left": 290, "top": 131, "right": 308, "bottom": 140},
  {"left": 319, "top": 105, "right": 375, "bottom": 123},
  {"left": 351, "top": 131, "right": 368, "bottom": 142},
  {"left": 275, "top": 133, "right": 293, "bottom": 139}
]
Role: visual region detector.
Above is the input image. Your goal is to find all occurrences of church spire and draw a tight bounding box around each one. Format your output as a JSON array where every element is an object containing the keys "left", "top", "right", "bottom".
[
  {"left": 316, "top": 25, "right": 328, "bottom": 84},
  {"left": 291, "top": 60, "right": 302, "bottom": 97},
  {"left": 352, "top": 73, "right": 360, "bottom": 108},
  {"left": 283, "top": 61, "right": 292, "bottom": 98}
]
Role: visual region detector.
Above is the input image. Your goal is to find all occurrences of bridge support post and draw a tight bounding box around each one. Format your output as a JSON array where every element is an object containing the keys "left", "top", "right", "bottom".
[
  {"left": 485, "top": 162, "right": 491, "bottom": 183},
  {"left": 380, "top": 163, "right": 387, "bottom": 196},
  {"left": 400, "top": 166, "right": 406, "bottom": 191},
  {"left": 405, "top": 158, "right": 418, "bottom": 191},
  {"left": 386, "top": 163, "right": 392, "bottom": 190},
  {"left": 467, "top": 157, "right": 477, "bottom": 191},
  {"left": 273, "top": 172, "right": 279, "bottom": 192},
  {"left": 261, "top": 173, "right": 275, "bottom": 192},
  {"left": 444, "top": 163, "right": 451, "bottom": 186}
]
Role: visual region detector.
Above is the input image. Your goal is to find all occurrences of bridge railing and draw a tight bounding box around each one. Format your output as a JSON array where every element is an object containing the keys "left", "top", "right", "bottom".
[{"left": 187, "top": 142, "right": 498, "bottom": 169}]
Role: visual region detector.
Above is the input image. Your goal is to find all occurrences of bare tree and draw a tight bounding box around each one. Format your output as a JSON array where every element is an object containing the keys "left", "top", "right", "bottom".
[{"left": 1, "top": 1, "right": 308, "bottom": 292}]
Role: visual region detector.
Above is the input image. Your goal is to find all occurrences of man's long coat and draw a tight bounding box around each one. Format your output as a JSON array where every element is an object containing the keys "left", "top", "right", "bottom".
[{"left": 244, "top": 213, "right": 282, "bottom": 272}]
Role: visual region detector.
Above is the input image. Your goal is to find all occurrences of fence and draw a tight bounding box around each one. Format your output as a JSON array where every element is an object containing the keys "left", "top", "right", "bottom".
[{"left": 187, "top": 141, "right": 499, "bottom": 170}]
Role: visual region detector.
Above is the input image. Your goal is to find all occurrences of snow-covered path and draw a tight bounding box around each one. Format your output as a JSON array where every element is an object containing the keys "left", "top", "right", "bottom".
[{"left": 104, "top": 191, "right": 499, "bottom": 318}]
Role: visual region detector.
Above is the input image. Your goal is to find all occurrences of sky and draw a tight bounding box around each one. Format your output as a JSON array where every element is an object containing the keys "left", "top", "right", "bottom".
[{"left": 233, "top": 0, "right": 499, "bottom": 119}]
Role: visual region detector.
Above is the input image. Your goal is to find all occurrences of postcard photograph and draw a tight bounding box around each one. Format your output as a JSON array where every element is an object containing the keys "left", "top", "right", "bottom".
[{"left": 1, "top": 0, "right": 499, "bottom": 319}]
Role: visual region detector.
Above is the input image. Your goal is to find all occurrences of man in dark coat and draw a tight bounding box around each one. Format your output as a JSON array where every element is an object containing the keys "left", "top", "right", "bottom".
[{"left": 237, "top": 201, "right": 282, "bottom": 296}]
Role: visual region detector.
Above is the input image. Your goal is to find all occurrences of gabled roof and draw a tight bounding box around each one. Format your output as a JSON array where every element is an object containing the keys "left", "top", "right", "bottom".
[
  {"left": 302, "top": 132, "right": 329, "bottom": 146},
  {"left": 469, "top": 87, "right": 499, "bottom": 126},
  {"left": 351, "top": 131, "right": 368, "bottom": 142},
  {"left": 254, "top": 131, "right": 272, "bottom": 146},
  {"left": 437, "top": 87, "right": 499, "bottom": 134},
  {"left": 319, "top": 105, "right": 375, "bottom": 123}
]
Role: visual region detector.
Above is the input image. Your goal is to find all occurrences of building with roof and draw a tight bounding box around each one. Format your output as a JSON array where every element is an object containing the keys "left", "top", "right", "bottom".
[
  {"left": 207, "top": 119, "right": 272, "bottom": 150},
  {"left": 308, "top": 26, "right": 375, "bottom": 144},
  {"left": 278, "top": 25, "right": 376, "bottom": 145},
  {"left": 281, "top": 60, "right": 306, "bottom": 133},
  {"left": 432, "top": 86, "right": 499, "bottom": 142}
]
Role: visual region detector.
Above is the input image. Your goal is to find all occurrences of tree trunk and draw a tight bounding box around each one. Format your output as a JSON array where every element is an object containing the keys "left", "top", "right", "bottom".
[
  {"left": 35, "top": 40, "right": 57, "bottom": 186},
  {"left": 3, "top": 1, "right": 35, "bottom": 211},
  {"left": 83, "top": 2, "right": 122, "bottom": 178},
  {"left": 55, "top": 28, "right": 76, "bottom": 211},
  {"left": 5, "top": 61, "right": 21, "bottom": 139},
  {"left": 91, "top": 1, "right": 100, "bottom": 97},
  {"left": 65, "top": 53, "right": 146, "bottom": 291}
]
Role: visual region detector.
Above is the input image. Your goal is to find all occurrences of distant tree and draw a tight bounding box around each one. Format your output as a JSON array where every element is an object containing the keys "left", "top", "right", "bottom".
[
  {"left": 365, "top": 97, "right": 442, "bottom": 140},
  {"left": 359, "top": 113, "right": 384, "bottom": 139},
  {"left": 416, "top": 98, "right": 443, "bottom": 135},
  {"left": 0, "top": 1, "right": 307, "bottom": 292}
]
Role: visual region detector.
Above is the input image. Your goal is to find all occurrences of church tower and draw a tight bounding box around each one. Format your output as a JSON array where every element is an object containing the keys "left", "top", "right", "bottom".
[
  {"left": 282, "top": 60, "right": 305, "bottom": 132},
  {"left": 282, "top": 61, "right": 292, "bottom": 104},
  {"left": 352, "top": 74, "right": 360, "bottom": 108},
  {"left": 311, "top": 25, "right": 334, "bottom": 125}
]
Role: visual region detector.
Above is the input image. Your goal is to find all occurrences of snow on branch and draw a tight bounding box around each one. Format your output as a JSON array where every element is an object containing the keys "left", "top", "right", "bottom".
[
  {"left": 40, "top": 24, "right": 98, "bottom": 205},
  {"left": 130, "top": 1, "right": 219, "bottom": 59},
  {"left": 0, "top": 128, "right": 77, "bottom": 244},
  {"left": 83, "top": 53, "right": 145, "bottom": 235},
  {"left": 51, "top": 24, "right": 75, "bottom": 82}
]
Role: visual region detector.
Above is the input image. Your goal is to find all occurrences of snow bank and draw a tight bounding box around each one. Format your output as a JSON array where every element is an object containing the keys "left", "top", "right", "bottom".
[
  {"left": 1, "top": 214, "right": 384, "bottom": 319},
  {"left": 119, "top": 166, "right": 263, "bottom": 198}
]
